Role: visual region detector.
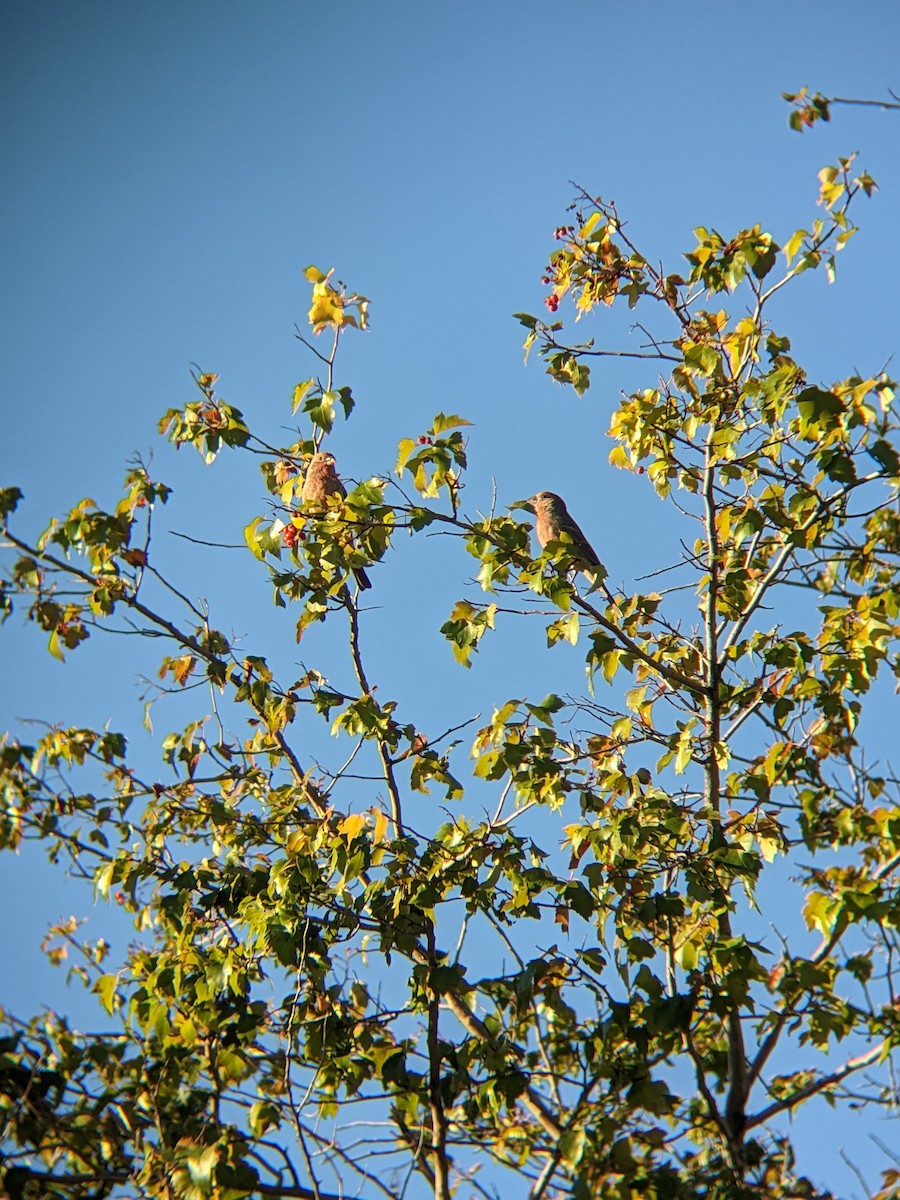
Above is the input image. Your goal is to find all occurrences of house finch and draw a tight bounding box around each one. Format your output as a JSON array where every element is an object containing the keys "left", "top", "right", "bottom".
[
  {"left": 529, "top": 490, "right": 616, "bottom": 604},
  {"left": 301, "top": 451, "right": 371, "bottom": 590}
]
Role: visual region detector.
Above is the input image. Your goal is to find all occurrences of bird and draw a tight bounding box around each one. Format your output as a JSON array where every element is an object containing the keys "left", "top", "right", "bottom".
[
  {"left": 301, "top": 450, "right": 371, "bottom": 589},
  {"left": 528, "top": 490, "right": 616, "bottom": 604}
]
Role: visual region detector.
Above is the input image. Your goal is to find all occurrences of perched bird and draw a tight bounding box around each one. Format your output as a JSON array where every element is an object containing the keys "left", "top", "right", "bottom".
[
  {"left": 529, "top": 490, "right": 616, "bottom": 604},
  {"left": 301, "top": 451, "right": 371, "bottom": 589},
  {"left": 302, "top": 451, "right": 345, "bottom": 505}
]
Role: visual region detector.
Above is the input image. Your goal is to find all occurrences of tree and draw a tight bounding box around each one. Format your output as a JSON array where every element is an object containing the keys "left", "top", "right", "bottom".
[{"left": 2, "top": 104, "right": 899, "bottom": 1200}]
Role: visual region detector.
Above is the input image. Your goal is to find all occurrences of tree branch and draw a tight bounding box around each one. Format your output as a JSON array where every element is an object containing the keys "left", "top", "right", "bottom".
[
  {"left": 745, "top": 1041, "right": 887, "bottom": 1131},
  {"left": 574, "top": 594, "right": 708, "bottom": 697},
  {"left": 345, "top": 594, "right": 405, "bottom": 838}
]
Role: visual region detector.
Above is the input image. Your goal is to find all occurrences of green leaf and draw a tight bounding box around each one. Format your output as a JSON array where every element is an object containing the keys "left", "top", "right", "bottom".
[
  {"left": 750, "top": 242, "right": 778, "bottom": 280},
  {"left": 244, "top": 516, "right": 266, "bottom": 560},
  {"left": 868, "top": 438, "right": 900, "bottom": 476},
  {"left": 431, "top": 412, "right": 474, "bottom": 434},
  {"left": 546, "top": 612, "right": 580, "bottom": 647},
  {"left": 564, "top": 880, "right": 595, "bottom": 919},
  {"left": 187, "top": 1143, "right": 220, "bottom": 1188},
  {"left": 0, "top": 486, "right": 23, "bottom": 517},
  {"left": 94, "top": 973, "right": 120, "bottom": 1015},
  {"left": 440, "top": 600, "right": 496, "bottom": 667},
  {"left": 784, "top": 228, "right": 807, "bottom": 263},
  {"left": 291, "top": 378, "right": 316, "bottom": 413},
  {"left": 249, "top": 1101, "right": 281, "bottom": 1137},
  {"left": 526, "top": 693, "right": 564, "bottom": 723},
  {"left": 306, "top": 389, "right": 337, "bottom": 433},
  {"left": 674, "top": 720, "right": 698, "bottom": 775},
  {"left": 559, "top": 1127, "right": 587, "bottom": 1168},
  {"left": 430, "top": 964, "right": 466, "bottom": 994}
]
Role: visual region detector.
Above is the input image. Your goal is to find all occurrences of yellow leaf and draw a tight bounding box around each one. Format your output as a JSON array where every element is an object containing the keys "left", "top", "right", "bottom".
[
  {"left": 292, "top": 378, "right": 316, "bottom": 413},
  {"left": 784, "top": 229, "right": 806, "bottom": 264},
  {"left": 602, "top": 649, "right": 621, "bottom": 684},
  {"left": 244, "top": 516, "right": 265, "bottom": 560},
  {"left": 580, "top": 211, "right": 604, "bottom": 242},
  {"left": 308, "top": 280, "right": 345, "bottom": 333},
  {"left": 370, "top": 807, "right": 389, "bottom": 845},
  {"left": 286, "top": 830, "right": 308, "bottom": 854},
  {"left": 675, "top": 936, "right": 699, "bottom": 971},
  {"left": 757, "top": 835, "right": 779, "bottom": 863},
  {"left": 171, "top": 655, "right": 196, "bottom": 686},
  {"left": 48, "top": 629, "right": 65, "bottom": 661},
  {"left": 611, "top": 716, "right": 633, "bottom": 741},
  {"left": 339, "top": 812, "right": 367, "bottom": 840}
]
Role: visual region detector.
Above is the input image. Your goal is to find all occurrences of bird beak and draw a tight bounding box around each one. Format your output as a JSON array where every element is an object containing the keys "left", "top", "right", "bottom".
[{"left": 511, "top": 497, "right": 536, "bottom": 514}]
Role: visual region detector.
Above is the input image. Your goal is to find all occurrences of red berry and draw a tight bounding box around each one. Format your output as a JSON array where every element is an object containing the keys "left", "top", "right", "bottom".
[{"left": 282, "top": 525, "right": 298, "bottom": 547}]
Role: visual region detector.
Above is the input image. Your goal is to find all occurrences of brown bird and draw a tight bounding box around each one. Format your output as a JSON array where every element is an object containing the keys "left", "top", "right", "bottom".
[
  {"left": 529, "top": 490, "right": 616, "bottom": 604},
  {"left": 301, "top": 451, "right": 371, "bottom": 590}
]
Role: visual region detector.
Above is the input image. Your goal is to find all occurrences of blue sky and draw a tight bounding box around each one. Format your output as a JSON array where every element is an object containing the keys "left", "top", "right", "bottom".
[{"left": 3, "top": 2, "right": 900, "bottom": 1194}]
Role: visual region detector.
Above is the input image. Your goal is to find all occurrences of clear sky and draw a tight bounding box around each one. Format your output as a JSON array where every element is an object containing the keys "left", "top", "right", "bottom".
[{"left": 2, "top": 2, "right": 900, "bottom": 1193}]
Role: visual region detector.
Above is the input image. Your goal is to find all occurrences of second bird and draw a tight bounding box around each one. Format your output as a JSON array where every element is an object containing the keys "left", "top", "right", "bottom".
[
  {"left": 530, "top": 490, "right": 615, "bottom": 603},
  {"left": 301, "top": 451, "right": 372, "bottom": 590}
]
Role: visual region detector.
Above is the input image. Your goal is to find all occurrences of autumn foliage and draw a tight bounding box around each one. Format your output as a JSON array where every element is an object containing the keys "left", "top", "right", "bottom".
[{"left": 2, "top": 108, "right": 900, "bottom": 1200}]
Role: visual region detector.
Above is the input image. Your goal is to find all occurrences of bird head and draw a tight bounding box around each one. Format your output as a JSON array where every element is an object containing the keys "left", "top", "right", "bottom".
[
  {"left": 309, "top": 450, "right": 336, "bottom": 471},
  {"left": 513, "top": 491, "right": 564, "bottom": 515},
  {"left": 530, "top": 490, "right": 566, "bottom": 514}
]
